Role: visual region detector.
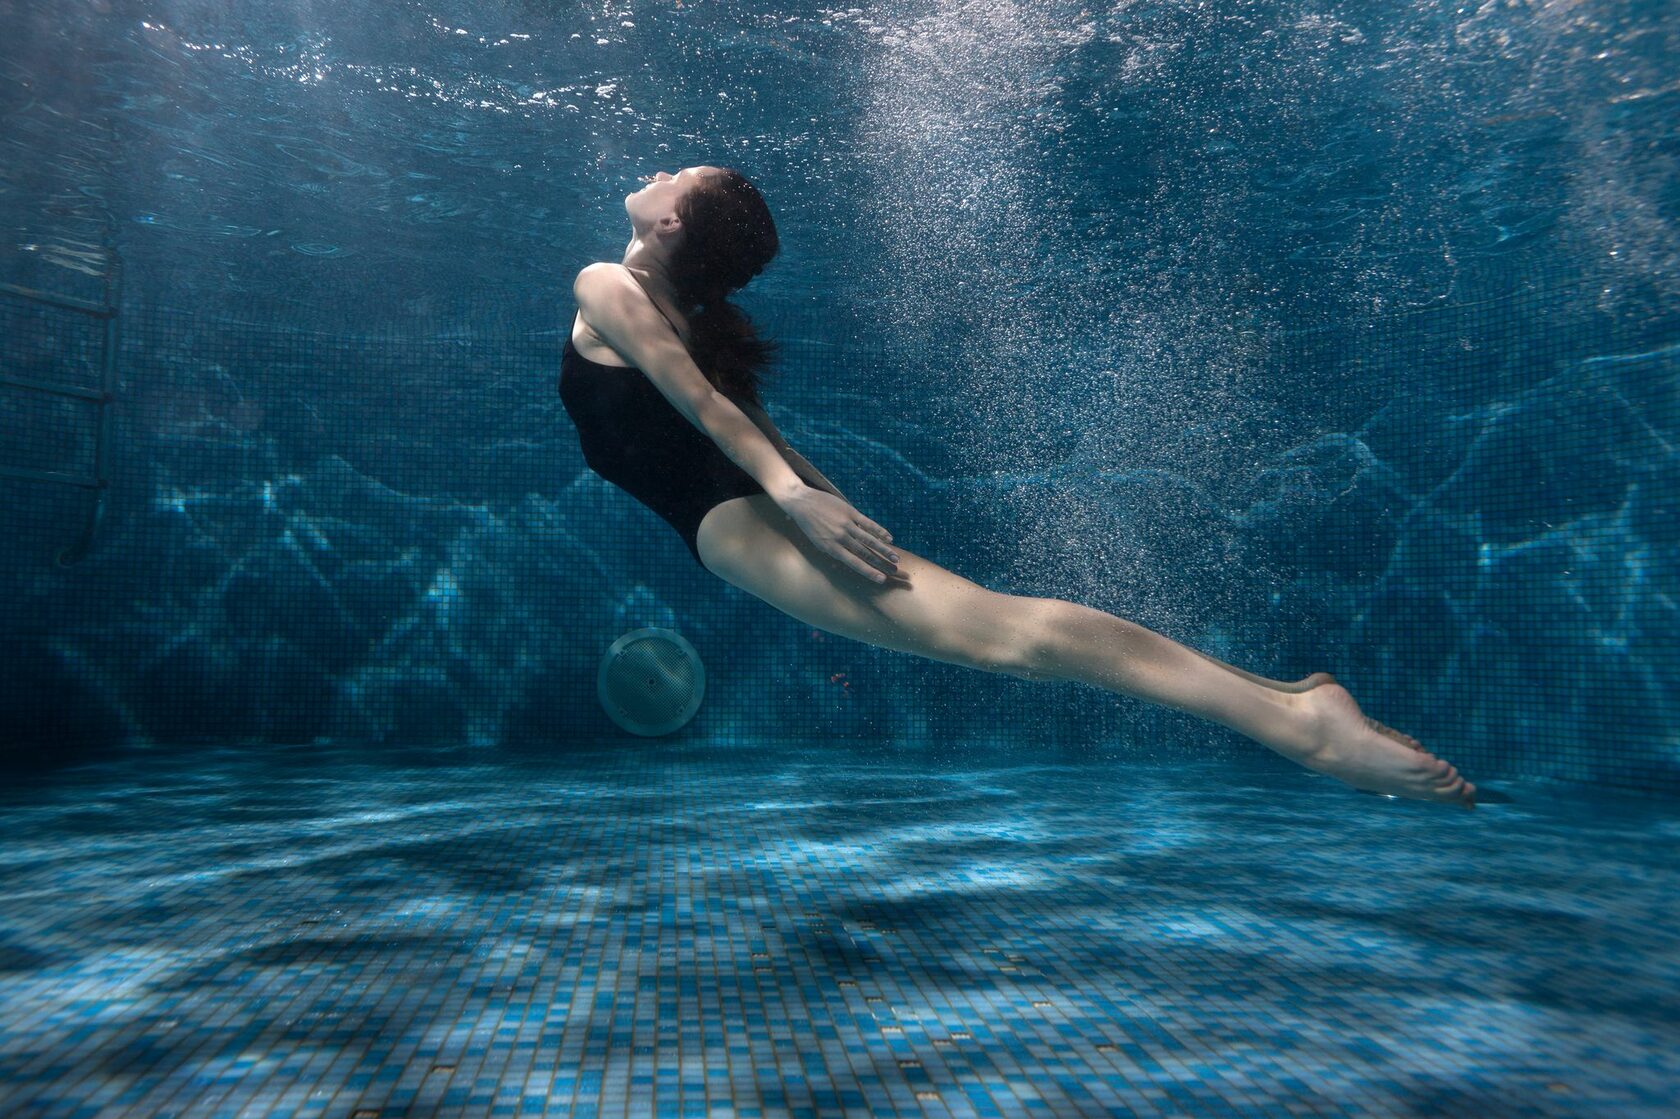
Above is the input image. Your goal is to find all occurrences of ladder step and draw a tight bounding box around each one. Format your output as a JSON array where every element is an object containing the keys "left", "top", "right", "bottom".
[
  {"left": 0, "top": 281, "right": 114, "bottom": 317},
  {"left": 0, "top": 371, "right": 106, "bottom": 401},
  {"left": 0, "top": 464, "right": 102, "bottom": 489}
]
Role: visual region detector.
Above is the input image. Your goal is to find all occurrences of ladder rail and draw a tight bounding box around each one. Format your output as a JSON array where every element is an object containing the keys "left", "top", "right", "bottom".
[
  {"left": 0, "top": 74, "right": 124, "bottom": 566},
  {"left": 0, "top": 269, "right": 122, "bottom": 567}
]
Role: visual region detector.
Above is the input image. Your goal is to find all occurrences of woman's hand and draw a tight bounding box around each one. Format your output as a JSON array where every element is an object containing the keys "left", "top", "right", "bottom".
[{"left": 776, "top": 485, "right": 901, "bottom": 585}]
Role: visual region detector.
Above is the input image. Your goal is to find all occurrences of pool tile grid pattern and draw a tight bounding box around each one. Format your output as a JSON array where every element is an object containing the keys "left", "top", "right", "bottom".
[{"left": 1, "top": 741, "right": 1675, "bottom": 1118}]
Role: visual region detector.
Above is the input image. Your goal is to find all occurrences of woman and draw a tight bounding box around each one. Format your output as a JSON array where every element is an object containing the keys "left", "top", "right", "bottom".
[{"left": 558, "top": 164, "right": 1476, "bottom": 810}]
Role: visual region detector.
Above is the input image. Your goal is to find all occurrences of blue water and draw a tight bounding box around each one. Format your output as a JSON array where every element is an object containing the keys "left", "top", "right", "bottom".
[{"left": 2, "top": 0, "right": 1677, "bottom": 1116}]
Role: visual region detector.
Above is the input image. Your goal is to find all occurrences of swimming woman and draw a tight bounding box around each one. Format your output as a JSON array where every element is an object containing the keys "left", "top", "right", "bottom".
[{"left": 558, "top": 165, "right": 1476, "bottom": 810}]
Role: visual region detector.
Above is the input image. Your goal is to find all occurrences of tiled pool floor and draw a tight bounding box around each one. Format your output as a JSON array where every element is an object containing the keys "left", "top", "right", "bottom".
[{"left": 0, "top": 740, "right": 1674, "bottom": 1118}]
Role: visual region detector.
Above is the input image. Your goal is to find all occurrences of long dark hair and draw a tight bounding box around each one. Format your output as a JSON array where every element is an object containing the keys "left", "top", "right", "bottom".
[{"left": 666, "top": 167, "right": 781, "bottom": 408}]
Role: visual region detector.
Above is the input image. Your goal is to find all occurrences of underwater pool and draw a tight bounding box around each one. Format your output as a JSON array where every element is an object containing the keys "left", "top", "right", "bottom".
[{"left": 2, "top": 0, "right": 1677, "bottom": 1115}]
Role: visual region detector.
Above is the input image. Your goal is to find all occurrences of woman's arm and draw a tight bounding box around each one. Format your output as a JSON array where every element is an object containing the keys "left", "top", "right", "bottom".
[
  {"left": 733, "top": 397, "right": 850, "bottom": 503},
  {"left": 782, "top": 447, "right": 849, "bottom": 503},
  {"left": 575, "top": 265, "right": 893, "bottom": 581},
  {"left": 575, "top": 265, "right": 807, "bottom": 501}
]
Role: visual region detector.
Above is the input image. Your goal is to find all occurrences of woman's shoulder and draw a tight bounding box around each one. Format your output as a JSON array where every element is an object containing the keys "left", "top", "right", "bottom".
[
  {"left": 574, "top": 262, "right": 667, "bottom": 315},
  {"left": 574, "top": 261, "right": 631, "bottom": 290},
  {"left": 571, "top": 263, "right": 643, "bottom": 320}
]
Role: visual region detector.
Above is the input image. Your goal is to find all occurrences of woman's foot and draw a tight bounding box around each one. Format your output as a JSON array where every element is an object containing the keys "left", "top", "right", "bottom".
[
  {"left": 1302, "top": 673, "right": 1425, "bottom": 752},
  {"left": 1287, "top": 683, "right": 1476, "bottom": 810}
]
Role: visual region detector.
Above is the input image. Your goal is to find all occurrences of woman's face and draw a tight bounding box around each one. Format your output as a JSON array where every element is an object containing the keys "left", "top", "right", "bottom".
[{"left": 625, "top": 165, "right": 717, "bottom": 233}]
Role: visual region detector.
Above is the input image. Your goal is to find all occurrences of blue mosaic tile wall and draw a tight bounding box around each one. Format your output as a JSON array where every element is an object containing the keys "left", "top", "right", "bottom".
[{"left": 0, "top": 269, "right": 1676, "bottom": 796}]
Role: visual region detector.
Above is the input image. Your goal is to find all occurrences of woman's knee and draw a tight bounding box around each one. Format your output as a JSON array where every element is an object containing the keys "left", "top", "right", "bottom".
[
  {"left": 967, "top": 594, "right": 1066, "bottom": 680},
  {"left": 997, "top": 596, "right": 1078, "bottom": 681}
]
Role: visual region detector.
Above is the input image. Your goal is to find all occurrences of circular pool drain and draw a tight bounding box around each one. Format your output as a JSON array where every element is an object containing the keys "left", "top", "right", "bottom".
[{"left": 596, "top": 627, "right": 705, "bottom": 736}]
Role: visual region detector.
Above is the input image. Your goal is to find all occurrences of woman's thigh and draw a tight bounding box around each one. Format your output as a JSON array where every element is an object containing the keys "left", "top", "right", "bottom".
[{"left": 694, "top": 494, "right": 1054, "bottom": 677}]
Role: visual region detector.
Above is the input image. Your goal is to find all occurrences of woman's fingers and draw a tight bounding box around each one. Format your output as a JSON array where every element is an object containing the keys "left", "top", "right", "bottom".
[
  {"left": 831, "top": 537, "right": 890, "bottom": 584},
  {"left": 842, "top": 547, "right": 887, "bottom": 583},
  {"left": 848, "top": 525, "right": 898, "bottom": 570},
  {"left": 845, "top": 547, "right": 887, "bottom": 582}
]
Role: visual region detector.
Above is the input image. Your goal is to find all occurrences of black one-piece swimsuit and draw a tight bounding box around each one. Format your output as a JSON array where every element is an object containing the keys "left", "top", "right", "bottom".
[{"left": 557, "top": 305, "right": 766, "bottom": 568}]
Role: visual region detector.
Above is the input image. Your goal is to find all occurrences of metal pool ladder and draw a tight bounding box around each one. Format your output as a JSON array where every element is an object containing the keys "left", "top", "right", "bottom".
[{"left": 0, "top": 268, "right": 122, "bottom": 568}]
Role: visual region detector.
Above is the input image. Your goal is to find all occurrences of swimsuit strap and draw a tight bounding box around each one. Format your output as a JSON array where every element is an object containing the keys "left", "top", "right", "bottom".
[{"left": 627, "top": 272, "right": 689, "bottom": 344}]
